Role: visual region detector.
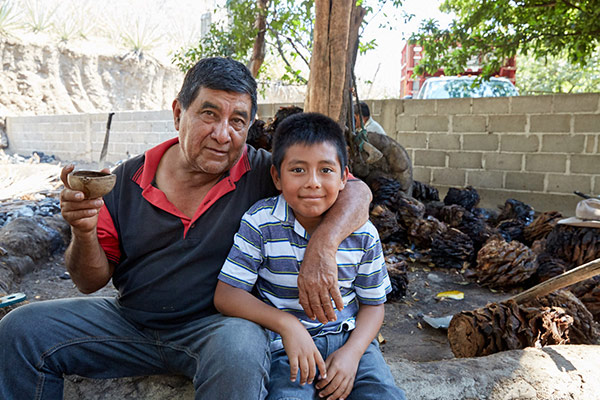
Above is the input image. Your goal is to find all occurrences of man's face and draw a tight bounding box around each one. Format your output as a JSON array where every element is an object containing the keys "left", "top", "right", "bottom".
[
  {"left": 173, "top": 87, "right": 252, "bottom": 176},
  {"left": 270, "top": 141, "right": 348, "bottom": 232}
]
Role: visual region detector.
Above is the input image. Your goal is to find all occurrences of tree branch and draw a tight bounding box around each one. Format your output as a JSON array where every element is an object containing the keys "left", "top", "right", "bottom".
[{"left": 273, "top": 32, "right": 308, "bottom": 83}]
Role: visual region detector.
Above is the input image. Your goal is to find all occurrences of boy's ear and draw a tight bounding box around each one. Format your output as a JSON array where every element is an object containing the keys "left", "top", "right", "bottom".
[
  {"left": 340, "top": 166, "right": 349, "bottom": 190},
  {"left": 270, "top": 165, "right": 282, "bottom": 191}
]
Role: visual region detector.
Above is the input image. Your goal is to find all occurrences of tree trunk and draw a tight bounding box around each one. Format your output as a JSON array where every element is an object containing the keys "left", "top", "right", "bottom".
[
  {"left": 248, "top": 0, "right": 270, "bottom": 78},
  {"left": 304, "top": 0, "right": 365, "bottom": 127}
]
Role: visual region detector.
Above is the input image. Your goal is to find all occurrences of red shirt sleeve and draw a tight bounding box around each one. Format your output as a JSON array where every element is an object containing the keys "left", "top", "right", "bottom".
[{"left": 97, "top": 204, "right": 120, "bottom": 265}]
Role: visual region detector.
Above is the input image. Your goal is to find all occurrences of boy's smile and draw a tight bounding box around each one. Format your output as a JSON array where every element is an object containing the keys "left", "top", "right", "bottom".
[{"left": 271, "top": 142, "right": 348, "bottom": 233}]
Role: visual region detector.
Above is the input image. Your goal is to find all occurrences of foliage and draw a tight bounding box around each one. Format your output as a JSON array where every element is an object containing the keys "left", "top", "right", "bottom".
[
  {"left": 517, "top": 50, "right": 600, "bottom": 95},
  {"left": 23, "top": 0, "right": 57, "bottom": 33},
  {"left": 0, "top": 0, "right": 20, "bottom": 36},
  {"left": 172, "top": 0, "right": 403, "bottom": 84},
  {"left": 411, "top": 0, "right": 600, "bottom": 77},
  {"left": 117, "top": 16, "right": 163, "bottom": 57}
]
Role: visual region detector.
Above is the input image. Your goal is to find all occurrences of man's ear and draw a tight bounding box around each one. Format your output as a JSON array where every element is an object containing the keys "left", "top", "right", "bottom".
[
  {"left": 270, "top": 165, "right": 282, "bottom": 191},
  {"left": 340, "top": 166, "right": 349, "bottom": 190},
  {"left": 172, "top": 99, "right": 182, "bottom": 131}
]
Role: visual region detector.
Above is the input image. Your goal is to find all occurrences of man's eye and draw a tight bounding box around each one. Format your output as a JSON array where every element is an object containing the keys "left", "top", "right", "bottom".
[{"left": 231, "top": 119, "right": 245, "bottom": 129}]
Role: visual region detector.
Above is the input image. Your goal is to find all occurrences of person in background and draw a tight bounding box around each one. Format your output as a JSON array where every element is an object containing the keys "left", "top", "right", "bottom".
[
  {"left": 215, "top": 112, "right": 405, "bottom": 400},
  {"left": 353, "top": 101, "right": 386, "bottom": 135}
]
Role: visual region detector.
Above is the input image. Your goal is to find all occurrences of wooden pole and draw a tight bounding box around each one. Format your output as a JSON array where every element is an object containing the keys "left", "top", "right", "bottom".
[{"left": 509, "top": 258, "right": 600, "bottom": 304}]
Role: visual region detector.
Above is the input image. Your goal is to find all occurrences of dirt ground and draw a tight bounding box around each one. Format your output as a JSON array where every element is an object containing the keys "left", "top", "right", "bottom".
[{"left": 13, "top": 253, "right": 511, "bottom": 363}]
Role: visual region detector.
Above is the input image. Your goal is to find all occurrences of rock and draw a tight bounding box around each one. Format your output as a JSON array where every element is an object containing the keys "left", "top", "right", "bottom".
[
  {"left": 0, "top": 215, "right": 70, "bottom": 269},
  {"left": 63, "top": 345, "right": 600, "bottom": 400}
]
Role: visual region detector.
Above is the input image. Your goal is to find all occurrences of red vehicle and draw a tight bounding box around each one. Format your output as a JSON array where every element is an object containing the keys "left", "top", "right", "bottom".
[{"left": 400, "top": 43, "right": 517, "bottom": 98}]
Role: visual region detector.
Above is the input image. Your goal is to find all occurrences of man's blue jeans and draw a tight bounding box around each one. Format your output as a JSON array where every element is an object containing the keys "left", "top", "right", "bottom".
[
  {"left": 0, "top": 297, "right": 270, "bottom": 400},
  {"left": 267, "top": 331, "right": 406, "bottom": 400}
]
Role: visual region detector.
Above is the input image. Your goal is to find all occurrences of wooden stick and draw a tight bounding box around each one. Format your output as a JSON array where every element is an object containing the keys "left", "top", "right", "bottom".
[{"left": 510, "top": 258, "right": 600, "bottom": 304}]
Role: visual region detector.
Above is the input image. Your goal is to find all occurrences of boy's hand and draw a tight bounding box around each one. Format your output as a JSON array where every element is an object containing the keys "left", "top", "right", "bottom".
[
  {"left": 281, "top": 322, "right": 327, "bottom": 386},
  {"left": 315, "top": 346, "right": 361, "bottom": 399}
]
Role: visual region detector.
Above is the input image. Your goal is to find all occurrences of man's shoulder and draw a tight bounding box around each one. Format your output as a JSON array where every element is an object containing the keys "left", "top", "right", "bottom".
[{"left": 246, "top": 144, "right": 272, "bottom": 167}]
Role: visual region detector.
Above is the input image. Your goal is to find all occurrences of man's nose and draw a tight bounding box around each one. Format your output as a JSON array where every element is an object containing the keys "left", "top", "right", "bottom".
[{"left": 211, "top": 120, "right": 231, "bottom": 143}]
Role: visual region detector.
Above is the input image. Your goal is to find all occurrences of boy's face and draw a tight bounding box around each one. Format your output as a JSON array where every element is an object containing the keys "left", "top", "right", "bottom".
[{"left": 271, "top": 141, "right": 348, "bottom": 232}]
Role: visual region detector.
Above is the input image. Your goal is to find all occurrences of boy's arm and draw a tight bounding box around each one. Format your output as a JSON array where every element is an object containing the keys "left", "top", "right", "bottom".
[
  {"left": 214, "top": 282, "right": 327, "bottom": 385},
  {"left": 299, "top": 179, "right": 372, "bottom": 324},
  {"left": 315, "top": 304, "right": 385, "bottom": 399}
]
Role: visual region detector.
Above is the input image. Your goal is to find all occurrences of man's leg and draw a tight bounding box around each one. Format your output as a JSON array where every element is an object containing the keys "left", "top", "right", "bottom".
[
  {"left": 157, "top": 314, "right": 271, "bottom": 400},
  {"left": 0, "top": 297, "right": 168, "bottom": 400}
]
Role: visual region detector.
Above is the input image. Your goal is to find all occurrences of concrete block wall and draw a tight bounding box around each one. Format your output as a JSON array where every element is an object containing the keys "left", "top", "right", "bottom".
[
  {"left": 373, "top": 93, "right": 599, "bottom": 215},
  {"left": 5, "top": 94, "right": 599, "bottom": 214},
  {"left": 6, "top": 110, "right": 176, "bottom": 164}
]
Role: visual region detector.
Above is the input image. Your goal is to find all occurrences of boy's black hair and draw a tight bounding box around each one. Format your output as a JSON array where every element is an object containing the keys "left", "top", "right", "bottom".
[
  {"left": 272, "top": 112, "right": 348, "bottom": 177},
  {"left": 177, "top": 57, "right": 257, "bottom": 120},
  {"left": 353, "top": 101, "right": 370, "bottom": 118}
]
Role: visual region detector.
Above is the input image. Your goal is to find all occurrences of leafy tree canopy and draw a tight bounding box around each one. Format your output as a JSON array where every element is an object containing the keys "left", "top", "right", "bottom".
[
  {"left": 410, "top": 0, "right": 600, "bottom": 78},
  {"left": 517, "top": 49, "right": 600, "bottom": 94},
  {"left": 172, "top": 0, "right": 402, "bottom": 84}
]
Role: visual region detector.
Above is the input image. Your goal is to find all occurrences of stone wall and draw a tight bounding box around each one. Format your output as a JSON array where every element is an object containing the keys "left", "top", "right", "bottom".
[{"left": 5, "top": 94, "right": 599, "bottom": 214}]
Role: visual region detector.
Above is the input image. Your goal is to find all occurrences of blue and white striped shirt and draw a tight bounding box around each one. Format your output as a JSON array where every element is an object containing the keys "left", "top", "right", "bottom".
[{"left": 218, "top": 195, "right": 391, "bottom": 351}]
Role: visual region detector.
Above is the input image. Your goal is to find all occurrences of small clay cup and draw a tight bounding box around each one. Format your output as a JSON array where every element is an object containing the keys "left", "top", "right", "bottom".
[{"left": 67, "top": 170, "right": 116, "bottom": 199}]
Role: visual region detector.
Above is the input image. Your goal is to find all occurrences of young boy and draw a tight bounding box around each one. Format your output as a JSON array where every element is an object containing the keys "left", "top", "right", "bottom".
[{"left": 214, "top": 112, "right": 405, "bottom": 400}]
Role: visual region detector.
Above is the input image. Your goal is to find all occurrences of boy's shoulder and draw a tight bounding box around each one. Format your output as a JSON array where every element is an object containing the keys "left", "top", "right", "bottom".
[
  {"left": 245, "top": 195, "right": 280, "bottom": 217},
  {"left": 350, "top": 219, "right": 380, "bottom": 239}
]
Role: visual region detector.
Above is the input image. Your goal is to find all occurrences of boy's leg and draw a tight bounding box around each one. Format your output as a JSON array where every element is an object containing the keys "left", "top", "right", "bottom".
[
  {"left": 266, "top": 347, "right": 318, "bottom": 400},
  {"left": 157, "top": 314, "right": 271, "bottom": 400},
  {"left": 349, "top": 339, "right": 407, "bottom": 400},
  {"left": 0, "top": 297, "right": 169, "bottom": 400}
]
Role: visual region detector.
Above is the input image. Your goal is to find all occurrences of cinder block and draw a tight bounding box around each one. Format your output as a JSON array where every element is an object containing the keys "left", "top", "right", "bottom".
[
  {"left": 151, "top": 121, "right": 170, "bottom": 133},
  {"left": 484, "top": 153, "right": 523, "bottom": 171},
  {"left": 396, "top": 132, "right": 426, "bottom": 149},
  {"left": 448, "top": 152, "right": 482, "bottom": 169},
  {"left": 379, "top": 100, "right": 398, "bottom": 135},
  {"left": 428, "top": 133, "right": 460, "bottom": 150},
  {"left": 453, "top": 116, "right": 486, "bottom": 133},
  {"left": 553, "top": 93, "right": 600, "bottom": 113},
  {"left": 570, "top": 155, "right": 600, "bottom": 174},
  {"left": 574, "top": 114, "right": 600, "bottom": 133},
  {"left": 416, "top": 115, "right": 449, "bottom": 132},
  {"left": 257, "top": 103, "right": 275, "bottom": 119},
  {"left": 414, "top": 149, "right": 446, "bottom": 167},
  {"left": 396, "top": 115, "right": 416, "bottom": 132},
  {"left": 488, "top": 115, "right": 526, "bottom": 133},
  {"left": 412, "top": 166, "right": 432, "bottom": 183},
  {"left": 511, "top": 96, "right": 552, "bottom": 113},
  {"left": 437, "top": 98, "right": 471, "bottom": 115},
  {"left": 525, "top": 154, "right": 567, "bottom": 173},
  {"left": 466, "top": 170, "right": 504, "bottom": 189},
  {"left": 462, "top": 134, "right": 499, "bottom": 151},
  {"left": 431, "top": 168, "right": 466, "bottom": 186},
  {"left": 402, "top": 99, "right": 436, "bottom": 115},
  {"left": 585, "top": 135, "right": 597, "bottom": 153},
  {"left": 541, "top": 134, "right": 585, "bottom": 153},
  {"left": 546, "top": 174, "right": 592, "bottom": 194},
  {"left": 500, "top": 134, "right": 539, "bottom": 152},
  {"left": 505, "top": 172, "right": 545, "bottom": 191},
  {"left": 593, "top": 176, "right": 600, "bottom": 196},
  {"left": 472, "top": 97, "right": 510, "bottom": 114},
  {"left": 136, "top": 122, "right": 153, "bottom": 133},
  {"left": 530, "top": 114, "right": 571, "bottom": 133}
]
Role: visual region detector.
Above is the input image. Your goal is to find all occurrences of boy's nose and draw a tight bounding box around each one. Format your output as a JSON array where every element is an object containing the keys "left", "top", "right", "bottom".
[{"left": 305, "top": 171, "right": 321, "bottom": 188}]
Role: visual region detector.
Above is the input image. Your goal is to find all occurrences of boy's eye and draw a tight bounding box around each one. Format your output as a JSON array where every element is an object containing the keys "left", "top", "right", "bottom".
[
  {"left": 291, "top": 167, "right": 304, "bottom": 173},
  {"left": 321, "top": 167, "right": 334, "bottom": 174}
]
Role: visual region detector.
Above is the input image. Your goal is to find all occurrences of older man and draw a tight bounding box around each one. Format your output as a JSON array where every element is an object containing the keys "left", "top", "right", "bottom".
[{"left": 0, "top": 58, "right": 371, "bottom": 399}]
